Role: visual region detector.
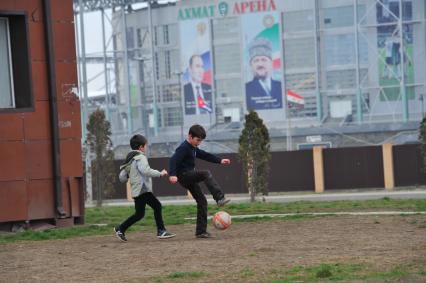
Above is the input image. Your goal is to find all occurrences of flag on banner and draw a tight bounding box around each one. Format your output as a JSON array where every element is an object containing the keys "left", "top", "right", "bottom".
[
  {"left": 197, "top": 95, "right": 212, "bottom": 113},
  {"left": 287, "top": 89, "right": 305, "bottom": 106}
]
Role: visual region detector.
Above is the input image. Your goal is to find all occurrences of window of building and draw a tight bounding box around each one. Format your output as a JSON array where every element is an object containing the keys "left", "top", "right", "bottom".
[
  {"left": 165, "top": 50, "right": 171, "bottom": 79},
  {"left": 163, "top": 25, "right": 169, "bottom": 45},
  {"left": 153, "top": 26, "right": 158, "bottom": 46},
  {"left": 136, "top": 28, "right": 142, "bottom": 48},
  {"left": 163, "top": 107, "right": 181, "bottom": 127},
  {"left": 0, "top": 18, "right": 14, "bottom": 108},
  {"left": 154, "top": 52, "right": 159, "bottom": 80},
  {"left": 0, "top": 14, "right": 32, "bottom": 111},
  {"left": 161, "top": 84, "right": 180, "bottom": 103}
]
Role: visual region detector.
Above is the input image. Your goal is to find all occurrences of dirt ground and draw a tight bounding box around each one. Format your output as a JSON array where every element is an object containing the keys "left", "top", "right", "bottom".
[{"left": 1, "top": 215, "right": 425, "bottom": 283}]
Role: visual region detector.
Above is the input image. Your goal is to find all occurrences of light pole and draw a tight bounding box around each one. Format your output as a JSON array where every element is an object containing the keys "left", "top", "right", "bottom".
[{"left": 173, "top": 71, "right": 184, "bottom": 141}]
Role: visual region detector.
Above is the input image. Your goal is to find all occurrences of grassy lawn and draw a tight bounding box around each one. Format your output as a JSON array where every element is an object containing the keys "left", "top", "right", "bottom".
[
  {"left": 0, "top": 198, "right": 425, "bottom": 244},
  {"left": 147, "top": 261, "right": 426, "bottom": 283}
]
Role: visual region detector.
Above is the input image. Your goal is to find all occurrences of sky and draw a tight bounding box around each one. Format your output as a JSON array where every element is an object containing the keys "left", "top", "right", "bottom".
[{"left": 75, "top": 1, "right": 179, "bottom": 97}]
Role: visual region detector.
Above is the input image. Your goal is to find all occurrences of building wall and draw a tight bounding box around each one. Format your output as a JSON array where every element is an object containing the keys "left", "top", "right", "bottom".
[
  {"left": 109, "top": 0, "right": 426, "bottom": 146},
  {"left": 0, "top": 0, "right": 83, "bottom": 226}
]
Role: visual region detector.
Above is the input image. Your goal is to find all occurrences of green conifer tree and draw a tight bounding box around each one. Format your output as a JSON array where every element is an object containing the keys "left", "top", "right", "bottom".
[
  {"left": 419, "top": 116, "right": 426, "bottom": 172},
  {"left": 86, "top": 109, "right": 115, "bottom": 206},
  {"left": 238, "top": 111, "right": 271, "bottom": 202}
]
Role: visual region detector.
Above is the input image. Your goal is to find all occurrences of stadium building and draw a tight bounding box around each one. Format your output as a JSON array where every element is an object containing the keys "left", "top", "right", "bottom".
[{"left": 76, "top": 0, "right": 426, "bottom": 157}]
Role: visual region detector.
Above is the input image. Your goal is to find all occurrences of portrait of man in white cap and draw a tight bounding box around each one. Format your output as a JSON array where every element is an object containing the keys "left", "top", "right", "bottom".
[{"left": 245, "top": 37, "right": 283, "bottom": 110}]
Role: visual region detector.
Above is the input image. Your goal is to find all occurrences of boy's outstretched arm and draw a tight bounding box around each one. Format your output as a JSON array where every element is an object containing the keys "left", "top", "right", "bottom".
[
  {"left": 168, "top": 147, "right": 185, "bottom": 184},
  {"left": 137, "top": 156, "right": 161, "bottom": 178},
  {"left": 196, "top": 148, "right": 231, "bottom": 165}
]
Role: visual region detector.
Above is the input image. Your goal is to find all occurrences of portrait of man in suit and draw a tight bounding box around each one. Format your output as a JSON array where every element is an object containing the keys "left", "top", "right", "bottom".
[
  {"left": 183, "top": 54, "right": 212, "bottom": 115},
  {"left": 245, "top": 38, "right": 283, "bottom": 110}
]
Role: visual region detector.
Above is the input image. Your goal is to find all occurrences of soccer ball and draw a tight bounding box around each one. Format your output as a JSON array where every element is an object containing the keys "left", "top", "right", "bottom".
[{"left": 212, "top": 211, "right": 232, "bottom": 230}]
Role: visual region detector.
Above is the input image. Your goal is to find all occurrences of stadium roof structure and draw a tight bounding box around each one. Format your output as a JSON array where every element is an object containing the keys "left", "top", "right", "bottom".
[{"left": 73, "top": 0, "right": 178, "bottom": 13}]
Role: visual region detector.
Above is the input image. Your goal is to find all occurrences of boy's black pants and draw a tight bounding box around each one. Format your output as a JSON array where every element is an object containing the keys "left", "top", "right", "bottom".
[
  {"left": 178, "top": 170, "right": 225, "bottom": 235},
  {"left": 119, "top": 192, "right": 165, "bottom": 233}
]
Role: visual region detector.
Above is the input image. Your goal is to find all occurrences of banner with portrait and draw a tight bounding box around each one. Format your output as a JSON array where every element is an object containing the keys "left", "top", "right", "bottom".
[
  {"left": 376, "top": 0, "right": 414, "bottom": 101},
  {"left": 179, "top": 18, "right": 214, "bottom": 123},
  {"left": 241, "top": 12, "right": 283, "bottom": 111}
]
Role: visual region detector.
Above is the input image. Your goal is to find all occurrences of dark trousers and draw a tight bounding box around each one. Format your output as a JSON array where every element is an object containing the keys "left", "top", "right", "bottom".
[
  {"left": 178, "top": 170, "right": 225, "bottom": 235},
  {"left": 118, "top": 192, "right": 165, "bottom": 233}
]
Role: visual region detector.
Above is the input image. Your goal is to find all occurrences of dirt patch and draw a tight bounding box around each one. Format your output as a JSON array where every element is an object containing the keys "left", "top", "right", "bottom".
[{"left": 0, "top": 215, "right": 425, "bottom": 282}]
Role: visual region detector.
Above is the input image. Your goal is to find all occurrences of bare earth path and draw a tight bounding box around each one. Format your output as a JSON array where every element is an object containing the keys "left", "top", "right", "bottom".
[{"left": 1, "top": 215, "right": 425, "bottom": 282}]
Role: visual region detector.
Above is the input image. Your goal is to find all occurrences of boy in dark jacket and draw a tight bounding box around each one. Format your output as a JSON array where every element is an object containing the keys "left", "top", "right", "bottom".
[{"left": 169, "top": 124, "right": 231, "bottom": 238}]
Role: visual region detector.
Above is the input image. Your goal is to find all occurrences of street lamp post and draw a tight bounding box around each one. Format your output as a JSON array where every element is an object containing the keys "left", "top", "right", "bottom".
[{"left": 173, "top": 71, "right": 184, "bottom": 141}]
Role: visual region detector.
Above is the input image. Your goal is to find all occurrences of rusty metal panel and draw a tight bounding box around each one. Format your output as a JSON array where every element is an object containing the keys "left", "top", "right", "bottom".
[
  {"left": 55, "top": 62, "right": 78, "bottom": 102},
  {"left": 0, "top": 114, "right": 24, "bottom": 141},
  {"left": 59, "top": 139, "right": 83, "bottom": 177},
  {"left": 0, "top": 181, "right": 28, "bottom": 222},
  {"left": 28, "top": 21, "right": 46, "bottom": 61},
  {"left": 0, "top": 141, "right": 26, "bottom": 181},
  {"left": 61, "top": 178, "right": 71, "bottom": 218},
  {"left": 26, "top": 140, "right": 54, "bottom": 179},
  {"left": 27, "top": 179, "right": 55, "bottom": 220},
  {"left": 15, "top": 0, "right": 43, "bottom": 14},
  {"left": 53, "top": 23, "right": 76, "bottom": 62},
  {"left": 51, "top": 0, "right": 73, "bottom": 22},
  {"left": 0, "top": 1, "right": 15, "bottom": 10},
  {"left": 323, "top": 146, "right": 384, "bottom": 190},
  {"left": 31, "top": 61, "right": 49, "bottom": 101},
  {"left": 57, "top": 97, "right": 81, "bottom": 139},
  {"left": 67, "top": 177, "right": 83, "bottom": 217},
  {"left": 23, "top": 101, "right": 51, "bottom": 140}
]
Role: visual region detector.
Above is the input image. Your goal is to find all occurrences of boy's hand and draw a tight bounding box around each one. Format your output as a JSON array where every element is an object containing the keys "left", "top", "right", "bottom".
[
  {"left": 221, "top": 159, "right": 231, "bottom": 165},
  {"left": 160, "top": 169, "right": 168, "bottom": 176},
  {"left": 169, "top": 176, "right": 178, "bottom": 184}
]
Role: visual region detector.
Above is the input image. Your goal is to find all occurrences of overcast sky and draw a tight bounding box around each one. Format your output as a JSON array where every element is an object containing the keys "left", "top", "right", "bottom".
[{"left": 75, "top": 1, "right": 178, "bottom": 96}]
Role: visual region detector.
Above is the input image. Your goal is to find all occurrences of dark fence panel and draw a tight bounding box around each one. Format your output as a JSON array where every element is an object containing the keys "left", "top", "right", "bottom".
[
  {"left": 109, "top": 144, "right": 426, "bottom": 198},
  {"left": 323, "top": 146, "right": 384, "bottom": 190},
  {"left": 269, "top": 150, "right": 314, "bottom": 191},
  {"left": 393, "top": 144, "right": 426, "bottom": 186},
  {"left": 195, "top": 153, "right": 246, "bottom": 194}
]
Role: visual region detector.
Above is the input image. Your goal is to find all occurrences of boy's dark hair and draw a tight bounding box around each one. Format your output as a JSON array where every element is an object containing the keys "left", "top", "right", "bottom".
[
  {"left": 189, "top": 124, "right": 206, "bottom": 139},
  {"left": 130, "top": 134, "right": 147, "bottom": 150}
]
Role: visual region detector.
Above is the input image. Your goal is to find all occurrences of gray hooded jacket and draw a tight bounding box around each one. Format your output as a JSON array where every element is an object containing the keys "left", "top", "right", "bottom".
[{"left": 119, "top": 150, "right": 161, "bottom": 197}]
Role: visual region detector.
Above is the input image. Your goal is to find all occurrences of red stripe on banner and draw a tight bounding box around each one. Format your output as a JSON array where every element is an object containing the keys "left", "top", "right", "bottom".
[
  {"left": 273, "top": 58, "right": 281, "bottom": 69},
  {"left": 203, "top": 71, "right": 212, "bottom": 85}
]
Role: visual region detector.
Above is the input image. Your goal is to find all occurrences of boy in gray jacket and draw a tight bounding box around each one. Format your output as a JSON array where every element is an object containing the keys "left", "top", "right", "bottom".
[{"left": 114, "top": 134, "right": 175, "bottom": 242}]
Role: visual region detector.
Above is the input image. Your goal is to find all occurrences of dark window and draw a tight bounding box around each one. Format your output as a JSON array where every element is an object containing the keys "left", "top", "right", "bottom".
[{"left": 0, "top": 13, "right": 32, "bottom": 110}]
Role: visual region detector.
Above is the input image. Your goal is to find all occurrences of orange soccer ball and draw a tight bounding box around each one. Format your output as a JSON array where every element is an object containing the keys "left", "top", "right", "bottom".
[{"left": 212, "top": 211, "right": 232, "bottom": 230}]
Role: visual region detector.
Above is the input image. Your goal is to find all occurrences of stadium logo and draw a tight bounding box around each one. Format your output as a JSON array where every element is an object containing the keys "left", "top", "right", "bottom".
[
  {"left": 263, "top": 14, "right": 274, "bottom": 28},
  {"left": 218, "top": 2, "right": 229, "bottom": 17}
]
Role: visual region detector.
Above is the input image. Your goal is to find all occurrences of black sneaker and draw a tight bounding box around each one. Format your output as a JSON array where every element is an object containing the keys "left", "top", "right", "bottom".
[
  {"left": 114, "top": 227, "right": 127, "bottom": 242},
  {"left": 217, "top": 197, "right": 231, "bottom": 207},
  {"left": 196, "top": 232, "right": 213, "bottom": 239},
  {"left": 157, "top": 230, "right": 176, "bottom": 239}
]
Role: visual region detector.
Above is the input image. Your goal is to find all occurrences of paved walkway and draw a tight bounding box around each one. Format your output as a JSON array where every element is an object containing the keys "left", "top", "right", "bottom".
[{"left": 86, "top": 188, "right": 426, "bottom": 207}]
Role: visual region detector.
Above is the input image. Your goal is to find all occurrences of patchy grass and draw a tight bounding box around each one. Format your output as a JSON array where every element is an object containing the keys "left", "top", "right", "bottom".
[
  {"left": 264, "top": 262, "right": 425, "bottom": 282},
  {"left": 0, "top": 198, "right": 425, "bottom": 244},
  {"left": 166, "top": 271, "right": 208, "bottom": 279}
]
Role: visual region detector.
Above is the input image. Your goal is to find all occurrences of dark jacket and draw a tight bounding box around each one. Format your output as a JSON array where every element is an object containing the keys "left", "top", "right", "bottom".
[
  {"left": 169, "top": 140, "right": 221, "bottom": 177},
  {"left": 183, "top": 83, "right": 212, "bottom": 114},
  {"left": 245, "top": 78, "right": 283, "bottom": 110}
]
